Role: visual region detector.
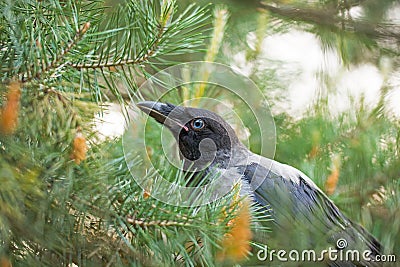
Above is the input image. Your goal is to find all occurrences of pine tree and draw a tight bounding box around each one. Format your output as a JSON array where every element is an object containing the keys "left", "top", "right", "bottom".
[{"left": 0, "top": 1, "right": 263, "bottom": 266}]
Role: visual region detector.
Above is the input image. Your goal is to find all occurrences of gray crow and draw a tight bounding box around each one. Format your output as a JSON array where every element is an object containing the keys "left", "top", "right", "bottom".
[{"left": 137, "top": 101, "right": 382, "bottom": 266}]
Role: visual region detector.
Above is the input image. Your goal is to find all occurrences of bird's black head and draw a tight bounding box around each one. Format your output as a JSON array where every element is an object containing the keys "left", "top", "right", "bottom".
[{"left": 137, "top": 101, "right": 240, "bottom": 170}]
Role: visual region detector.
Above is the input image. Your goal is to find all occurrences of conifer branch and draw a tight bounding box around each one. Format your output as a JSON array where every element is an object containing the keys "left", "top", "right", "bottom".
[
  {"left": 69, "top": 22, "right": 165, "bottom": 70},
  {"left": 150, "top": 204, "right": 192, "bottom": 222},
  {"left": 126, "top": 215, "right": 191, "bottom": 227},
  {"left": 44, "top": 88, "right": 81, "bottom": 127},
  {"left": 22, "top": 22, "right": 90, "bottom": 83},
  {"left": 261, "top": 2, "right": 400, "bottom": 43}
]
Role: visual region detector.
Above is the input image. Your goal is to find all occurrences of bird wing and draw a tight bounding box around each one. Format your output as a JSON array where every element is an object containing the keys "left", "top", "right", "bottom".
[{"left": 236, "top": 159, "right": 381, "bottom": 266}]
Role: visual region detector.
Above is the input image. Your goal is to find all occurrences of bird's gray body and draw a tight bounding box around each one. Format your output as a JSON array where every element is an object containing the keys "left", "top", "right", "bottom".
[
  {"left": 209, "top": 145, "right": 382, "bottom": 266},
  {"left": 137, "top": 101, "right": 382, "bottom": 266}
]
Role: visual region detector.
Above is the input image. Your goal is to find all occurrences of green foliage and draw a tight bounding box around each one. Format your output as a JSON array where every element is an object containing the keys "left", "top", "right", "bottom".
[
  {"left": 274, "top": 101, "right": 400, "bottom": 256},
  {"left": 0, "top": 0, "right": 211, "bottom": 103},
  {"left": 0, "top": 0, "right": 249, "bottom": 266}
]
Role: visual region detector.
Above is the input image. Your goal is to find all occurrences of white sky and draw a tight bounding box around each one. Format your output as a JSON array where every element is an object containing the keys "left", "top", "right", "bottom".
[{"left": 233, "top": 29, "right": 400, "bottom": 118}]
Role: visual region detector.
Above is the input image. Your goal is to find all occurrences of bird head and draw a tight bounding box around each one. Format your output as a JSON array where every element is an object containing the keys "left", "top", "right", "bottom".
[{"left": 137, "top": 101, "right": 240, "bottom": 171}]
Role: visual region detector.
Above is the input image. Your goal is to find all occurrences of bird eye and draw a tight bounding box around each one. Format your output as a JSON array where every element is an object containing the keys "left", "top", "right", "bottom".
[{"left": 191, "top": 118, "right": 205, "bottom": 130}]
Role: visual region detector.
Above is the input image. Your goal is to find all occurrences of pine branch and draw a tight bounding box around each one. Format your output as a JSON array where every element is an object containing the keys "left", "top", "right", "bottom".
[
  {"left": 69, "top": 15, "right": 166, "bottom": 70},
  {"left": 261, "top": 2, "right": 400, "bottom": 44},
  {"left": 44, "top": 88, "right": 81, "bottom": 126},
  {"left": 0, "top": 0, "right": 103, "bottom": 82},
  {"left": 69, "top": 2, "right": 210, "bottom": 69},
  {"left": 22, "top": 22, "right": 91, "bottom": 83},
  {"left": 126, "top": 216, "right": 191, "bottom": 227},
  {"left": 61, "top": 1, "right": 211, "bottom": 105}
]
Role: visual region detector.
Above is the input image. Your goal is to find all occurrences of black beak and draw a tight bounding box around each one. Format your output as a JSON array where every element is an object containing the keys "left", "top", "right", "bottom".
[
  {"left": 137, "top": 101, "right": 189, "bottom": 131},
  {"left": 137, "top": 101, "right": 173, "bottom": 124}
]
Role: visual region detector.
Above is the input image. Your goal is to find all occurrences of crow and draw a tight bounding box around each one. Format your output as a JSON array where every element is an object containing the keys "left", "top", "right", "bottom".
[{"left": 137, "top": 101, "right": 383, "bottom": 266}]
